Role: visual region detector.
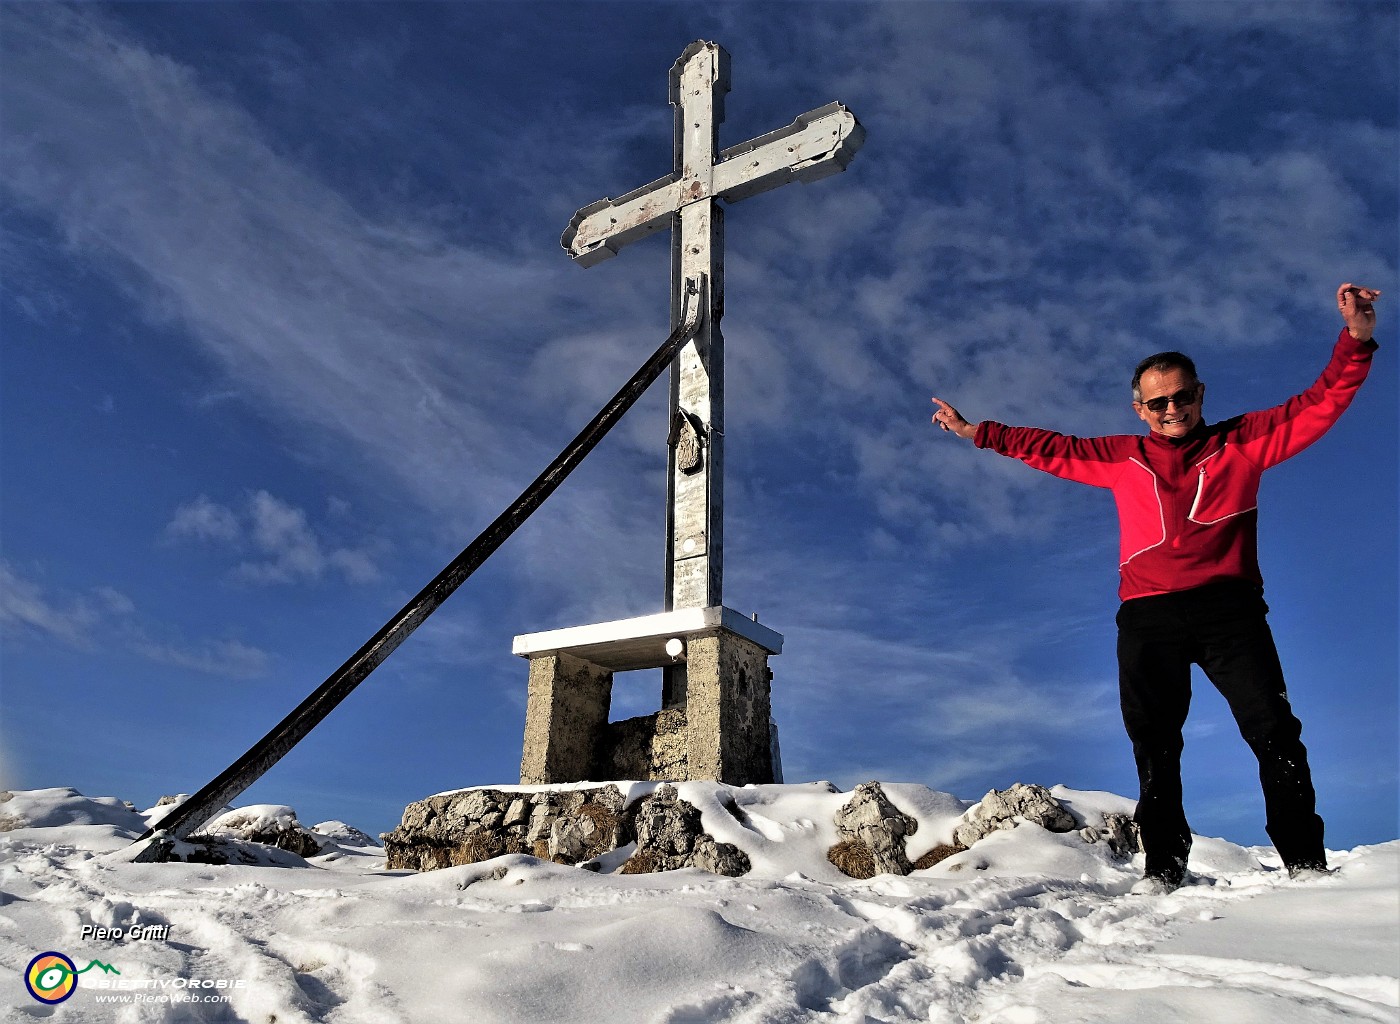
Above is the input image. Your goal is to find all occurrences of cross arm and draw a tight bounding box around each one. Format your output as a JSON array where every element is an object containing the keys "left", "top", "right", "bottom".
[
  {"left": 561, "top": 172, "right": 688, "bottom": 268},
  {"left": 713, "top": 102, "right": 864, "bottom": 203},
  {"left": 561, "top": 101, "right": 864, "bottom": 267}
]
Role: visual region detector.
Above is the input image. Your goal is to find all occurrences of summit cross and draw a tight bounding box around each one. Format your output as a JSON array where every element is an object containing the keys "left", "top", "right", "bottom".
[{"left": 562, "top": 40, "right": 863, "bottom": 613}]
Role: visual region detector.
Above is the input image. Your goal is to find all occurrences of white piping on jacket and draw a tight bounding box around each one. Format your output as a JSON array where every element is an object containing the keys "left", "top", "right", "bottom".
[
  {"left": 1187, "top": 447, "right": 1258, "bottom": 525},
  {"left": 1120, "top": 458, "right": 1167, "bottom": 567}
]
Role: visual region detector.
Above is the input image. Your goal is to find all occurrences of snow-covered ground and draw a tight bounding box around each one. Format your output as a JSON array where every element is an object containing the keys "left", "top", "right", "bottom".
[{"left": 2, "top": 783, "right": 1395, "bottom": 1023}]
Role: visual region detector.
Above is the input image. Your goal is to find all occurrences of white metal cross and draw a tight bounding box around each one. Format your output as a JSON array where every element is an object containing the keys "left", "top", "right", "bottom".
[{"left": 562, "top": 40, "right": 863, "bottom": 613}]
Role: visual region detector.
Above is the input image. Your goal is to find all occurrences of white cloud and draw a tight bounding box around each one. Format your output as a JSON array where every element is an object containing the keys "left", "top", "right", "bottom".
[
  {"left": 239, "top": 491, "right": 326, "bottom": 584},
  {"left": 93, "top": 587, "right": 137, "bottom": 617},
  {"left": 772, "top": 617, "right": 1121, "bottom": 791},
  {"left": 3, "top": 2, "right": 1392, "bottom": 627},
  {"left": 0, "top": 562, "right": 267, "bottom": 679},
  {"left": 167, "top": 496, "right": 242, "bottom": 543},
  {"left": 166, "top": 491, "right": 383, "bottom": 586},
  {"left": 327, "top": 549, "right": 381, "bottom": 586},
  {"left": 129, "top": 637, "right": 270, "bottom": 680},
  {"left": 1, "top": 5, "right": 561, "bottom": 530},
  {"left": 0, "top": 563, "right": 106, "bottom": 646},
  {"left": 688, "top": 4, "right": 1396, "bottom": 570}
]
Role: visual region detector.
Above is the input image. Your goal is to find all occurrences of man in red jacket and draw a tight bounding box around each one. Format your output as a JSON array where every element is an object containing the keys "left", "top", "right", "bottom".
[{"left": 931, "top": 283, "right": 1380, "bottom": 892}]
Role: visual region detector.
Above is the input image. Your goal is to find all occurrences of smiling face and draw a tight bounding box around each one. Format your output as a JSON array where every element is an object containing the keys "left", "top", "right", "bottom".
[{"left": 1134, "top": 367, "right": 1204, "bottom": 438}]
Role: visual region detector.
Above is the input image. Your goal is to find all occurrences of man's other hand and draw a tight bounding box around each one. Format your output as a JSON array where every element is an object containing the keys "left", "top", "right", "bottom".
[{"left": 1339, "top": 282, "right": 1380, "bottom": 342}]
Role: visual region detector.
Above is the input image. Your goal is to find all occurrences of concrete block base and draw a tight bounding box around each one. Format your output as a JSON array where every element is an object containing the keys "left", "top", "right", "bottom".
[{"left": 516, "top": 607, "right": 781, "bottom": 786}]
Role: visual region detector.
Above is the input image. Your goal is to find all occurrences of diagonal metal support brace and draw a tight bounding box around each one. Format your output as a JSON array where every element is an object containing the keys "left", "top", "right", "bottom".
[{"left": 131, "top": 277, "right": 708, "bottom": 860}]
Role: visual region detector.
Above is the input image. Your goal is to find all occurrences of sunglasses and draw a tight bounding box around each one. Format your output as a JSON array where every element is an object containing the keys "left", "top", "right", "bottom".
[{"left": 1140, "top": 386, "right": 1200, "bottom": 414}]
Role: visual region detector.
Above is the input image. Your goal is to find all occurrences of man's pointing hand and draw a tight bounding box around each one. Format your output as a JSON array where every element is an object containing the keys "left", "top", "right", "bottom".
[{"left": 931, "top": 397, "right": 978, "bottom": 440}]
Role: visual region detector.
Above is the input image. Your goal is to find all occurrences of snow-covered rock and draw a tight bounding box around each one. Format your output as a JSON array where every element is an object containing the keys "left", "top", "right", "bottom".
[
  {"left": 203, "top": 804, "right": 325, "bottom": 857},
  {"left": 313, "top": 820, "right": 381, "bottom": 847},
  {"left": 0, "top": 786, "right": 146, "bottom": 832},
  {"left": 953, "top": 782, "right": 1078, "bottom": 848}
]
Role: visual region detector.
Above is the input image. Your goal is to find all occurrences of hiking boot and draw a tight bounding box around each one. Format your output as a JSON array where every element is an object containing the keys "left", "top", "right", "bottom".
[
  {"left": 1132, "top": 852, "right": 1188, "bottom": 895},
  {"left": 1131, "top": 869, "right": 1187, "bottom": 895},
  {"left": 1287, "top": 861, "right": 1333, "bottom": 882}
]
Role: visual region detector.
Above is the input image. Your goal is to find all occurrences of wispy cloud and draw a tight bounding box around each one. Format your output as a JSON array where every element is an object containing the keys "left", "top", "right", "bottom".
[
  {"left": 166, "top": 491, "right": 383, "bottom": 585},
  {"left": 129, "top": 637, "right": 269, "bottom": 680},
  {"left": 167, "top": 496, "right": 241, "bottom": 544},
  {"left": 0, "top": 562, "right": 268, "bottom": 679},
  {"left": 774, "top": 619, "right": 1120, "bottom": 791},
  {"left": 2, "top": 5, "right": 558, "bottom": 525},
  {"left": 0, "top": 563, "right": 109, "bottom": 647}
]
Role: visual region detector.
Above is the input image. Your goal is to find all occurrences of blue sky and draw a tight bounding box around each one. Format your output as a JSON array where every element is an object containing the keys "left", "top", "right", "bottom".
[{"left": 2, "top": 2, "right": 1395, "bottom": 849}]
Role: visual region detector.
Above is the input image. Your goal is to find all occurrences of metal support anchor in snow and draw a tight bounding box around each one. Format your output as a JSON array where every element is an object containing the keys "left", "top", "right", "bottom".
[{"left": 130, "top": 277, "right": 707, "bottom": 860}]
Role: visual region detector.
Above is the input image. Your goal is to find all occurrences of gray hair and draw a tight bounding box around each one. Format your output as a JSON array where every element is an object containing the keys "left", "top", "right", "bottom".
[{"left": 1131, "top": 351, "right": 1198, "bottom": 402}]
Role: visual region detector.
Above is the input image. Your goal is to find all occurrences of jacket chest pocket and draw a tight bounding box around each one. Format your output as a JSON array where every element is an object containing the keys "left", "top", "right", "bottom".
[{"left": 1187, "top": 449, "right": 1260, "bottom": 525}]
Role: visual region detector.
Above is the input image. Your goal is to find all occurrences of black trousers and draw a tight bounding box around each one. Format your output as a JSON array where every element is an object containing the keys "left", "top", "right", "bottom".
[{"left": 1116, "top": 579, "right": 1325, "bottom": 876}]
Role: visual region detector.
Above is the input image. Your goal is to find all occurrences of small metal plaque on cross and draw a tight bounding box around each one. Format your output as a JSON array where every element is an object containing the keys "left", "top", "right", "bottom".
[{"left": 562, "top": 40, "right": 864, "bottom": 613}]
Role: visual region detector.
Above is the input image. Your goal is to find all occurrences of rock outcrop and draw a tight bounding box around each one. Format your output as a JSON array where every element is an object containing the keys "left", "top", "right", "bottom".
[
  {"left": 953, "top": 783, "right": 1078, "bottom": 849},
  {"left": 382, "top": 785, "right": 632, "bottom": 871},
  {"left": 1080, "top": 811, "right": 1142, "bottom": 857},
  {"left": 825, "top": 782, "right": 1117, "bottom": 879},
  {"left": 204, "top": 805, "right": 325, "bottom": 858},
  {"left": 383, "top": 783, "right": 749, "bottom": 877},
  {"left": 385, "top": 780, "right": 1132, "bottom": 881},
  {"left": 621, "top": 785, "right": 751, "bottom": 876},
  {"left": 828, "top": 781, "right": 919, "bottom": 878}
]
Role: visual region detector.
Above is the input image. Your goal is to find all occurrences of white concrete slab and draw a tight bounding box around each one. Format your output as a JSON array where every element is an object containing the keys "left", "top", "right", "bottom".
[{"left": 513, "top": 606, "right": 782, "bottom": 672}]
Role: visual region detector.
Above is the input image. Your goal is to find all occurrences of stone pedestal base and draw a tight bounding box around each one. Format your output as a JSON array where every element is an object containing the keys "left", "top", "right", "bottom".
[{"left": 515, "top": 607, "right": 782, "bottom": 786}]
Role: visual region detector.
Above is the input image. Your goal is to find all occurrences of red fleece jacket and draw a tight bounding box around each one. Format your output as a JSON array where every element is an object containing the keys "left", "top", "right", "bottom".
[{"left": 974, "top": 330, "right": 1378, "bottom": 601}]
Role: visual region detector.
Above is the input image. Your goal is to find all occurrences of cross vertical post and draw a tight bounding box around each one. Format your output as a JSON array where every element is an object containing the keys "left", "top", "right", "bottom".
[
  {"left": 666, "top": 42, "right": 727, "bottom": 616},
  {"left": 562, "top": 38, "right": 862, "bottom": 614}
]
